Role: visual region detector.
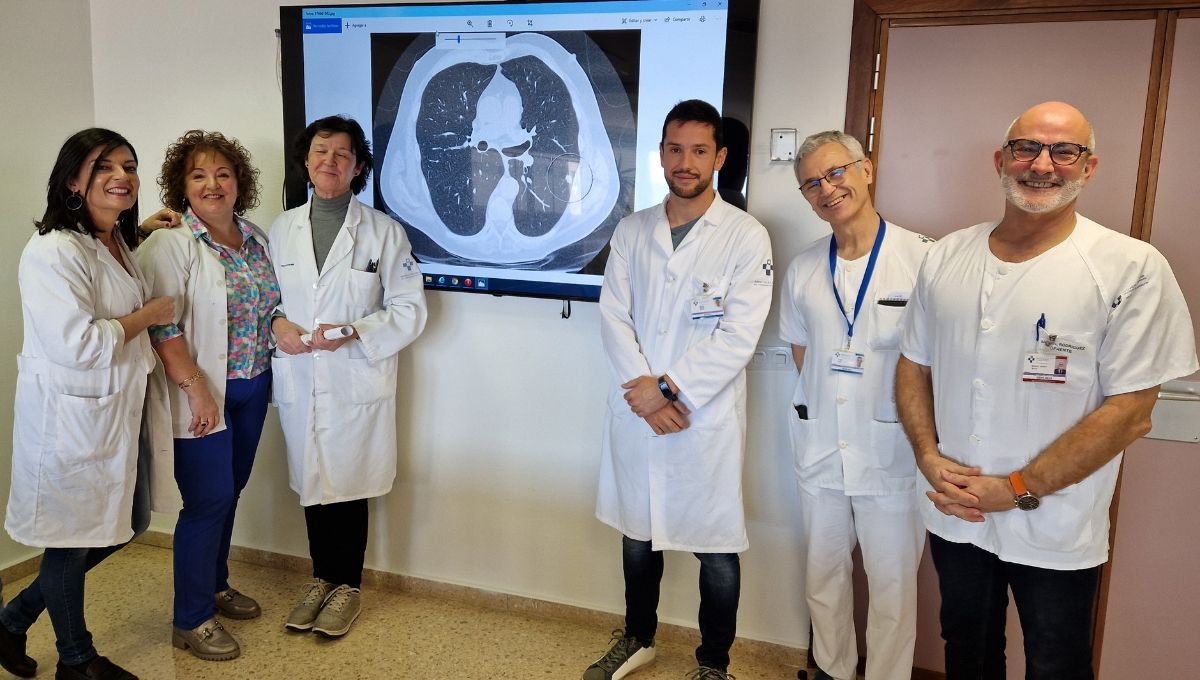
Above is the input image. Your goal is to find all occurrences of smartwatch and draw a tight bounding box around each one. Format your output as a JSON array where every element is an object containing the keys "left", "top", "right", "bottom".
[
  {"left": 657, "top": 375, "right": 678, "bottom": 402},
  {"left": 1009, "top": 471, "right": 1040, "bottom": 511}
]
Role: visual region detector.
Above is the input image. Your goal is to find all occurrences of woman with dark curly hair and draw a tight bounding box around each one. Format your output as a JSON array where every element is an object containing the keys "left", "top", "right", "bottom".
[{"left": 136, "top": 130, "right": 280, "bottom": 661}]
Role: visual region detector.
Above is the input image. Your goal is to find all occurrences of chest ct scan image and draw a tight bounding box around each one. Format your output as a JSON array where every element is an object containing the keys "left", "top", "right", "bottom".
[{"left": 375, "top": 31, "right": 637, "bottom": 272}]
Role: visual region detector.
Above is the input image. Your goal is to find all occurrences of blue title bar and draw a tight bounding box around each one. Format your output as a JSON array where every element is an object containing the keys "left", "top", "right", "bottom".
[{"left": 302, "top": 1, "right": 726, "bottom": 20}]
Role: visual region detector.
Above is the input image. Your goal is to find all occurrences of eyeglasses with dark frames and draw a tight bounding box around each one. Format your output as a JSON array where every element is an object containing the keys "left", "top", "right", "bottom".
[
  {"left": 798, "top": 159, "right": 864, "bottom": 196},
  {"left": 1005, "top": 139, "right": 1090, "bottom": 166}
]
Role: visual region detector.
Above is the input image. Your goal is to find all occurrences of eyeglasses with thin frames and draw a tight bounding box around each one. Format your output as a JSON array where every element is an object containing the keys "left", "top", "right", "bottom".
[
  {"left": 1004, "top": 139, "right": 1090, "bottom": 166},
  {"left": 798, "top": 159, "right": 863, "bottom": 196}
]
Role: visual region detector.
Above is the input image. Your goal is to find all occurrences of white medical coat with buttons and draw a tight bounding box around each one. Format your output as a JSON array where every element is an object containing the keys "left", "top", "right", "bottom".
[
  {"left": 268, "top": 195, "right": 427, "bottom": 506},
  {"left": 779, "top": 224, "right": 932, "bottom": 494},
  {"left": 901, "top": 215, "right": 1198, "bottom": 569},
  {"left": 7, "top": 231, "right": 176, "bottom": 548},
  {"left": 597, "top": 194, "right": 773, "bottom": 553}
]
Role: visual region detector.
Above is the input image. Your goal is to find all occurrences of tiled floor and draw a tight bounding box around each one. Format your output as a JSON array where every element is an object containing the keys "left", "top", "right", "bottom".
[{"left": 1, "top": 543, "right": 805, "bottom": 679}]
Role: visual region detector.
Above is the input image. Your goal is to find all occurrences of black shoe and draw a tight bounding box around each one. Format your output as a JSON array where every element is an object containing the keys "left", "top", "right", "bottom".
[
  {"left": 0, "top": 623, "right": 36, "bottom": 678},
  {"left": 811, "top": 669, "right": 836, "bottom": 680},
  {"left": 55, "top": 655, "right": 138, "bottom": 680}
]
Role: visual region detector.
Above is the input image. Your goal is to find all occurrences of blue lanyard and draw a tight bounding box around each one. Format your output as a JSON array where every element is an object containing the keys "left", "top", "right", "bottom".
[{"left": 828, "top": 216, "right": 886, "bottom": 346}]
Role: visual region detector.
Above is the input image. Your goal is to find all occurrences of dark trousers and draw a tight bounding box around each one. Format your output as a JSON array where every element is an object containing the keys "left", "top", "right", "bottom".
[
  {"left": 172, "top": 372, "right": 270, "bottom": 629},
  {"left": 304, "top": 499, "right": 369, "bottom": 588},
  {"left": 929, "top": 533, "right": 1100, "bottom": 680},
  {"left": 622, "top": 535, "right": 741, "bottom": 671}
]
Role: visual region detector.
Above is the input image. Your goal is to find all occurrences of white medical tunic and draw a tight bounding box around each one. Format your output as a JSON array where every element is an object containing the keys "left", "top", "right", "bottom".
[
  {"left": 597, "top": 194, "right": 773, "bottom": 553},
  {"left": 901, "top": 215, "right": 1198, "bottom": 569},
  {"left": 780, "top": 223, "right": 932, "bottom": 494}
]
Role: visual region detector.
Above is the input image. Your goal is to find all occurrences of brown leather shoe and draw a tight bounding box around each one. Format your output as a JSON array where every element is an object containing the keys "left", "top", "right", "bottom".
[
  {"left": 214, "top": 587, "right": 261, "bottom": 620},
  {"left": 171, "top": 618, "right": 241, "bottom": 661}
]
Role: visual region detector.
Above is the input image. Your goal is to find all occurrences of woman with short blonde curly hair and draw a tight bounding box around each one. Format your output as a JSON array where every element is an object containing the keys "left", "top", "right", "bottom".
[{"left": 136, "top": 129, "right": 279, "bottom": 662}]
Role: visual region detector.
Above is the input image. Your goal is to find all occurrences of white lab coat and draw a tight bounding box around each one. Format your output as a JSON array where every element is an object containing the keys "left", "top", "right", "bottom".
[
  {"left": 268, "top": 195, "right": 427, "bottom": 506},
  {"left": 136, "top": 217, "right": 272, "bottom": 437},
  {"left": 597, "top": 194, "right": 773, "bottom": 553},
  {"left": 7, "top": 230, "right": 177, "bottom": 548}
]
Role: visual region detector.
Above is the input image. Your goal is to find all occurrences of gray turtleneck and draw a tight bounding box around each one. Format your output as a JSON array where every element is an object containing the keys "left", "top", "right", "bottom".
[{"left": 311, "top": 192, "right": 351, "bottom": 272}]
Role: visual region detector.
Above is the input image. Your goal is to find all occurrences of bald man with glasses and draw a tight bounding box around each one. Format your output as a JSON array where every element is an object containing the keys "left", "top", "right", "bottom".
[
  {"left": 896, "top": 101, "right": 1196, "bottom": 679},
  {"left": 780, "top": 131, "right": 933, "bottom": 680}
]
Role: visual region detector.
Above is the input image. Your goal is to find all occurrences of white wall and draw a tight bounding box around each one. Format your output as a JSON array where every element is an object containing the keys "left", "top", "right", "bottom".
[
  {"left": 3, "top": 0, "right": 852, "bottom": 652},
  {"left": 0, "top": 0, "right": 97, "bottom": 569}
]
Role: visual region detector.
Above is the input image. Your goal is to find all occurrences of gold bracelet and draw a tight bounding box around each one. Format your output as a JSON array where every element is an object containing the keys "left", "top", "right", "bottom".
[{"left": 178, "top": 371, "right": 205, "bottom": 390}]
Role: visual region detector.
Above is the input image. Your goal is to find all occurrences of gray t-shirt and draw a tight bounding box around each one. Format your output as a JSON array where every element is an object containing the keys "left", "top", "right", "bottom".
[
  {"left": 671, "top": 217, "right": 701, "bottom": 250},
  {"left": 311, "top": 192, "right": 351, "bottom": 272}
]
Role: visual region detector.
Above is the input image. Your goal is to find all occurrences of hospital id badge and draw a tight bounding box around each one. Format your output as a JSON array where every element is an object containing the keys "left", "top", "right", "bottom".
[
  {"left": 831, "top": 350, "right": 865, "bottom": 375},
  {"left": 691, "top": 295, "right": 724, "bottom": 320},
  {"left": 1022, "top": 352, "right": 1068, "bottom": 383}
]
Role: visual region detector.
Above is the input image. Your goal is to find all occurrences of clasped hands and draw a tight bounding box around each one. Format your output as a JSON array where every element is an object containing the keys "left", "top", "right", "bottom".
[
  {"left": 622, "top": 375, "right": 690, "bottom": 436},
  {"left": 918, "top": 452, "right": 1018, "bottom": 522}
]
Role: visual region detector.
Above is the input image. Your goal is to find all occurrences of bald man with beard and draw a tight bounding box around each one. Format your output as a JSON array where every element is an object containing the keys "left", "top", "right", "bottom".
[{"left": 895, "top": 101, "right": 1197, "bottom": 679}]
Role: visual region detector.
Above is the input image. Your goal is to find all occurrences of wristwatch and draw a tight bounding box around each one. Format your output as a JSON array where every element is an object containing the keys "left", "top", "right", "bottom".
[
  {"left": 657, "top": 375, "right": 678, "bottom": 402},
  {"left": 1008, "top": 471, "right": 1040, "bottom": 511}
]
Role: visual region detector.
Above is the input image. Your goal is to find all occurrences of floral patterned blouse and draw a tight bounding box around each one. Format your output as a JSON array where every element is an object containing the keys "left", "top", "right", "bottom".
[{"left": 149, "top": 210, "right": 281, "bottom": 379}]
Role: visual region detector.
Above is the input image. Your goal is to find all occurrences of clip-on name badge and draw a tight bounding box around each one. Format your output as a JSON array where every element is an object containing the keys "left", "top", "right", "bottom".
[
  {"left": 691, "top": 295, "right": 724, "bottom": 320},
  {"left": 831, "top": 349, "right": 865, "bottom": 375},
  {"left": 1022, "top": 353, "right": 1068, "bottom": 383},
  {"left": 1023, "top": 315, "right": 1068, "bottom": 383}
]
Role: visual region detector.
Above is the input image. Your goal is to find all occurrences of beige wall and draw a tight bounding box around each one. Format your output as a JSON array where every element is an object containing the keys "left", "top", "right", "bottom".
[{"left": 0, "top": 0, "right": 96, "bottom": 570}]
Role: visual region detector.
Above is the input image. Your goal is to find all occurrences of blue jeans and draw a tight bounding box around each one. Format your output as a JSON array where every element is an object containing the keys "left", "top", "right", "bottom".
[
  {"left": 0, "top": 435, "right": 151, "bottom": 665},
  {"left": 621, "top": 536, "right": 740, "bottom": 671},
  {"left": 929, "top": 533, "right": 1100, "bottom": 680},
  {"left": 172, "top": 372, "right": 270, "bottom": 629}
]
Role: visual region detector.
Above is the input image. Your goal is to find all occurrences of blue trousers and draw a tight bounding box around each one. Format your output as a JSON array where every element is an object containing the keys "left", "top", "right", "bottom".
[
  {"left": 622, "top": 536, "right": 741, "bottom": 671},
  {"left": 172, "top": 372, "right": 270, "bottom": 629},
  {"left": 0, "top": 434, "right": 151, "bottom": 665},
  {"left": 929, "top": 533, "right": 1100, "bottom": 680}
]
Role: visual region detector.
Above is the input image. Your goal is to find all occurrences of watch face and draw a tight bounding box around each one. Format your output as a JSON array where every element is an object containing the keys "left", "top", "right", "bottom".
[{"left": 1016, "top": 494, "right": 1041, "bottom": 511}]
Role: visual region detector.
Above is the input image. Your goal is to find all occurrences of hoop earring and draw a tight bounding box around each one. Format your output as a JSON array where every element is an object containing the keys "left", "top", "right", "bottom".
[{"left": 65, "top": 191, "right": 83, "bottom": 211}]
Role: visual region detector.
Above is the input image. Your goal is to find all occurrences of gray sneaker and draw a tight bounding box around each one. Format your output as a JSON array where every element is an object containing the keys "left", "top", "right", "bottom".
[
  {"left": 284, "top": 578, "right": 332, "bottom": 632},
  {"left": 582, "top": 629, "right": 656, "bottom": 680},
  {"left": 685, "top": 668, "right": 735, "bottom": 680},
  {"left": 311, "top": 584, "right": 362, "bottom": 638}
]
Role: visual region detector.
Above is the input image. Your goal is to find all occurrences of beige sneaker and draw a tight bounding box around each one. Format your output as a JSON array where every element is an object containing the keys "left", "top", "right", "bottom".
[
  {"left": 311, "top": 584, "right": 362, "bottom": 638},
  {"left": 284, "top": 578, "right": 332, "bottom": 632},
  {"left": 171, "top": 617, "right": 241, "bottom": 661}
]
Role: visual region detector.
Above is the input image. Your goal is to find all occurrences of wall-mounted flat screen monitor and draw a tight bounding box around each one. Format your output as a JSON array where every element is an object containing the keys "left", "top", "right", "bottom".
[{"left": 280, "top": 0, "right": 760, "bottom": 301}]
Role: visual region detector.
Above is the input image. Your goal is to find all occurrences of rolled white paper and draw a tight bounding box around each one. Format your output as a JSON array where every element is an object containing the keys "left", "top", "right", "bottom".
[{"left": 299, "top": 325, "right": 353, "bottom": 346}]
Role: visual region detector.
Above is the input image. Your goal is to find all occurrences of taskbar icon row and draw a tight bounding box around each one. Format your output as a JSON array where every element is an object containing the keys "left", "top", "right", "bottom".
[{"left": 425, "top": 274, "right": 489, "bottom": 291}]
